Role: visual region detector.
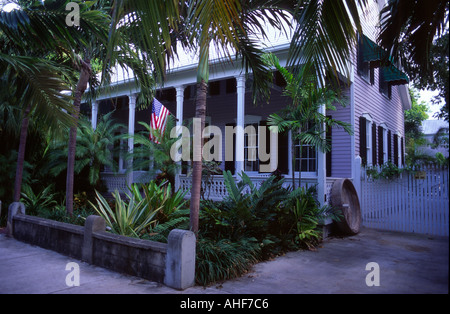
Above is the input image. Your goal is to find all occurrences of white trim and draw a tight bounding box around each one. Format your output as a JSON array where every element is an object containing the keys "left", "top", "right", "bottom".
[{"left": 362, "top": 112, "right": 373, "bottom": 122}]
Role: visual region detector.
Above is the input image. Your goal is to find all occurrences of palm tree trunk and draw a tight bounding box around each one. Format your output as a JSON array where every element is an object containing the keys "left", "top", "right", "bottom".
[
  {"left": 189, "top": 79, "right": 207, "bottom": 234},
  {"left": 66, "top": 59, "right": 91, "bottom": 216},
  {"left": 13, "top": 104, "right": 32, "bottom": 202}
]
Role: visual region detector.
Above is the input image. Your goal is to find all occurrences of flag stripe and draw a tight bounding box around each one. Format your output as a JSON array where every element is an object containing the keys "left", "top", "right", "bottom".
[{"left": 150, "top": 98, "right": 170, "bottom": 144}]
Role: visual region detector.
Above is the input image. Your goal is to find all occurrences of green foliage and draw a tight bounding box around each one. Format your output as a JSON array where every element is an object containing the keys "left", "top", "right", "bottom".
[
  {"left": 128, "top": 116, "right": 180, "bottom": 187},
  {"left": 127, "top": 181, "right": 188, "bottom": 224},
  {"left": 195, "top": 237, "right": 261, "bottom": 286},
  {"left": 89, "top": 189, "right": 160, "bottom": 238},
  {"left": 37, "top": 203, "right": 95, "bottom": 226},
  {"left": 90, "top": 180, "right": 189, "bottom": 239},
  {"left": 366, "top": 161, "right": 403, "bottom": 180},
  {"left": 194, "top": 171, "right": 341, "bottom": 285},
  {"left": 20, "top": 184, "right": 58, "bottom": 216},
  {"left": 201, "top": 171, "right": 289, "bottom": 241},
  {"left": 44, "top": 111, "right": 125, "bottom": 190},
  {"left": 0, "top": 152, "right": 32, "bottom": 203}
]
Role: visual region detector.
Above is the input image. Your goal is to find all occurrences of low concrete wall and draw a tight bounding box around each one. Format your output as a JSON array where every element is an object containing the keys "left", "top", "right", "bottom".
[
  {"left": 92, "top": 231, "right": 167, "bottom": 283},
  {"left": 7, "top": 203, "right": 195, "bottom": 290},
  {"left": 13, "top": 214, "right": 84, "bottom": 260}
]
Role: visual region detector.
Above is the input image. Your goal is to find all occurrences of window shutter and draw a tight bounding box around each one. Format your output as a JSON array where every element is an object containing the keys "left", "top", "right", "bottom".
[
  {"left": 258, "top": 121, "right": 270, "bottom": 173},
  {"left": 326, "top": 116, "right": 332, "bottom": 177},
  {"left": 378, "top": 126, "right": 384, "bottom": 164},
  {"left": 387, "top": 130, "right": 392, "bottom": 162},
  {"left": 393, "top": 133, "right": 399, "bottom": 166},
  {"left": 225, "top": 123, "right": 236, "bottom": 175},
  {"left": 372, "top": 122, "right": 377, "bottom": 165},
  {"left": 401, "top": 137, "right": 405, "bottom": 166},
  {"left": 278, "top": 130, "right": 289, "bottom": 175},
  {"left": 359, "top": 116, "right": 367, "bottom": 166}
]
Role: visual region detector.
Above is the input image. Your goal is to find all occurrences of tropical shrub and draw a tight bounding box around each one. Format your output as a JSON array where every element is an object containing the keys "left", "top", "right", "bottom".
[
  {"left": 44, "top": 112, "right": 125, "bottom": 191},
  {"left": 89, "top": 190, "right": 161, "bottom": 238},
  {"left": 128, "top": 181, "right": 188, "bottom": 224},
  {"left": 195, "top": 237, "right": 261, "bottom": 286},
  {"left": 20, "top": 184, "right": 58, "bottom": 216}
]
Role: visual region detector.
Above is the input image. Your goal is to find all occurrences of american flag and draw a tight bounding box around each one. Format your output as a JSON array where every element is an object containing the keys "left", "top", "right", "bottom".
[{"left": 150, "top": 98, "right": 170, "bottom": 144}]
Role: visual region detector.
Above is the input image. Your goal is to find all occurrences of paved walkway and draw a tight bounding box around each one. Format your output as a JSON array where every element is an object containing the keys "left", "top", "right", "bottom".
[{"left": 0, "top": 228, "right": 448, "bottom": 294}]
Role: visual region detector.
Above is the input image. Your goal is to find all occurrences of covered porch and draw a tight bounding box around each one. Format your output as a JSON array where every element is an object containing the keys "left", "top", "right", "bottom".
[{"left": 95, "top": 47, "right": 352, "bottom": 207}]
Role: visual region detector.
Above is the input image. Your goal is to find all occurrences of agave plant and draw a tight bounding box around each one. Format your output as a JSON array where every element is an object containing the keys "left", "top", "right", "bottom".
[
  {"left": 128, "top": 181, "right": 188, "bottom": 224},
  {"left": 89, "top": 190, "right": 160, "bottom": 238}
]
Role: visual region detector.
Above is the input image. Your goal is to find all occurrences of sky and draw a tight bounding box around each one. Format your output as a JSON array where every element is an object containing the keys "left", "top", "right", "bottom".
[
  {"left": 418, "top": 89, "right": 443, "bottom": 120},
  {"left": 1, "top": 0, "right": 446, "bottom": 120}
]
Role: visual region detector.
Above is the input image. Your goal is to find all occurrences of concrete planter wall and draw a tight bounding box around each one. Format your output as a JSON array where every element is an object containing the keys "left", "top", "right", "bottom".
[{"left": 7, "top": 202, "right": 195, "bottom": 290}]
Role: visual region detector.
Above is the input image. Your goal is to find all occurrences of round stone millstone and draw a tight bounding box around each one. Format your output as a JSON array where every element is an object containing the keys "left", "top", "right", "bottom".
[{"left": 330, "top": 179, "right": 362, "bottom": 235}]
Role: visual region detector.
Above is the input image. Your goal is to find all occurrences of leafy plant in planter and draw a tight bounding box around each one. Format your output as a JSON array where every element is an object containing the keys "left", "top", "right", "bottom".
[
  {"left": 20, "top": 184, "right": 58, "bottom": 216},
  {"left": 89, "top": 190, "right": 161, "bottom": 238},
  {"left": 366, "top": 161, "right": 403, "bottom": 181}
]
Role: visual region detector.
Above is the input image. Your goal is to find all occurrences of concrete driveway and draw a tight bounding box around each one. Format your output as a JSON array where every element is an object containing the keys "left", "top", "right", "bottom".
[{"left": 0, "top": 227, "right": 448, "bottom": 294}]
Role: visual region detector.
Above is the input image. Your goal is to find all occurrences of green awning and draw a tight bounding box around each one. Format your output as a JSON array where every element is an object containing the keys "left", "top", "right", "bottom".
[
  {"left": 360, "top": 35, "right": 385, "bottom": 65},
  {"left": 359, "top": 34, "right": 409, "bottom": 86},
  {"left": 381, "top": 63, "right": 410, "bottom": 85}
]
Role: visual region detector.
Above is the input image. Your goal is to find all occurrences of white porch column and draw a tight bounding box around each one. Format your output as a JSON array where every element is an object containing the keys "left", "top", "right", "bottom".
[
  {"left": 176, "top": 86, "right": 185, "bottom": 128},
  {"left": 91, "top": 101, "right": 99, "bottom": 130},
  {"left": 127, "top": 94, "right": 137, "bottom": 187},
  {"left": 317, "top": 103, "right": 327, "bottom": 207},
  {"left": 175, "top": 86, "right": 185, "bottom": 191},
  {"left": 235, "top": 75, "right": 246, "bottom": 175}
]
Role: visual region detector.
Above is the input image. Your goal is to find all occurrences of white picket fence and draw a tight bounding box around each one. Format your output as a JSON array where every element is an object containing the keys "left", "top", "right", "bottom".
[{"left": 360, "top": 165, "right": 449, "bottom": 236}]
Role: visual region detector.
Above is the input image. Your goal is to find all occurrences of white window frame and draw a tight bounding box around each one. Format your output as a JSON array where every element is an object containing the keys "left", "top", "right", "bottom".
[
  {"left": 380, "top": 123, "right": 388, "bottom": 164},
  {"left": 243, "top": 115, "right": 262, "bottom": 174},
  {"left": 363, "top": 113, "right": 373, "bottom": 166},
  {"left": 396, "top": 131, "right": 402, "bottom": 168}
]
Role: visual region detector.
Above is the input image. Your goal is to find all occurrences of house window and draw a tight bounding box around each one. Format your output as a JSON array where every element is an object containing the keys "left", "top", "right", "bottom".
[
  {"left": 293, "top": 122, "right": 317, "bottom": 173},
  {"left": 357, "top": 36, "right": 375, "bottom": 85},
  {"left": 244, "top": 123, "right": 259, "bottom": 172},
  {"left": 395, "top": 132, "right": 403, "bottom": 168},
  {"left": 359, "top": 114, "right": 374, "bottom": 166},
  {"left": 294, "top": 140, "right": 317, "bottom": 173},
  {"left": 378, "top": 124, "right": 388, "bottom": 164},
  {"left": 379, "top": 69, "right": 392, "bottom": 99}
]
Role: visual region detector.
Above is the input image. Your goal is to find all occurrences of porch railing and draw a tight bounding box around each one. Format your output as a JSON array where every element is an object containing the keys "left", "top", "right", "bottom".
[
  {"left": 178, "top": 174, "right": 338, "bottom": 204},
  {"left": 101, "top": 172, "right": 338, "bottom": 205}
]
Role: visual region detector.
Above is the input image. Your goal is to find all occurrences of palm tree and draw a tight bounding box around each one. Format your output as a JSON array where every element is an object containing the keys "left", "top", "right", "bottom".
[
  {"left": 1, "top": 0, "right": 113, "bottom": 206},
  {"left": 182, "top": 1, "right": 292, "bottom": 234},
  {"left": 126, "top": 115, "right": 181, "bottom": 189},
  {"left": 44, "top": 112, "right": 125, "bottom": 190},
  {"left": 378, "top": 0, "right": 449, "bottom": 78},
  {"left": 287, "top": 0, "right": 368, "bottom": 87},
  {"left": 107, "top": 0, "right": 372, "bottom": 234},
  {"left": 265, "top": 53, "right": 353, "bottom": 189}
]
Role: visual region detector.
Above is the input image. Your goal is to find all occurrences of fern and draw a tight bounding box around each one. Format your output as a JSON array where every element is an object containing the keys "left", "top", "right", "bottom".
[{"left": 145, "top": 215, "right": 190, "bottom": 243}]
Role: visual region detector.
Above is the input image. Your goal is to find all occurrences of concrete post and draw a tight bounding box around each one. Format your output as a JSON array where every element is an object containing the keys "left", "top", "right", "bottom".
[
  {"left": 164, "top": 229, "right": 196, "bottom": 290},
  {"left": 6, "top": 202, "right": 25, "bottom": 237},
  {"left": 82, "top": 215, "right": 106, "bottom": 264}
]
